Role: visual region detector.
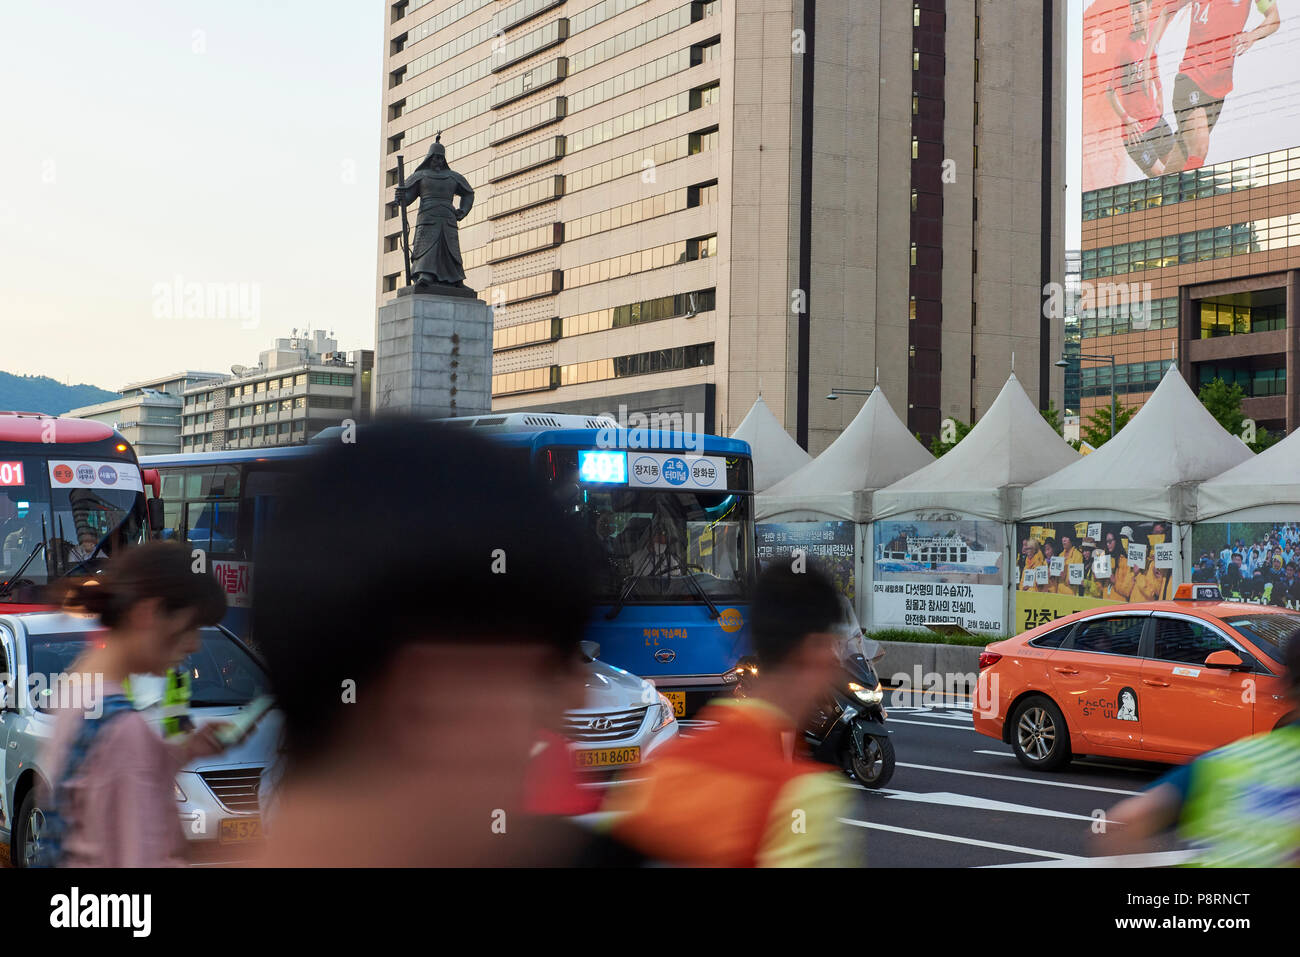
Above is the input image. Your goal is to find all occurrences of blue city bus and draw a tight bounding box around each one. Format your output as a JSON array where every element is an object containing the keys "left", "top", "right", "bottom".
[
  {"left": 140, "top": 446, "right": 304, "bottom": 642},
  {"left": 143, "top": 414, "right": 756, "bottom": 716}
]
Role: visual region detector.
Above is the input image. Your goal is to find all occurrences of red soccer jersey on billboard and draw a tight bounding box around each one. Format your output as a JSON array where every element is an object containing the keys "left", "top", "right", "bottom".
[
  {"left": 1176, "top": 0, "right": 1263, "bottom": 99},
  {"left": 1110, "top": 31, "right": 1162, "bottom": 131}
]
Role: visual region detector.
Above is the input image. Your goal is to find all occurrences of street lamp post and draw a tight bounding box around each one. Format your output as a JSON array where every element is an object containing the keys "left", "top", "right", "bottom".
[
  {"left": 825, "top": 387, "right": 874, "bottom": 401},
  {"left": 1057, "top": 351, "right": 1116, "bottom": 439}
]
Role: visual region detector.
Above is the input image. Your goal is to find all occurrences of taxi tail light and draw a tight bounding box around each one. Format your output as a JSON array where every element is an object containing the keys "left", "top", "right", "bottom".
[{"left": 978, "top": 651, "right": 1002, "bottom": 670}]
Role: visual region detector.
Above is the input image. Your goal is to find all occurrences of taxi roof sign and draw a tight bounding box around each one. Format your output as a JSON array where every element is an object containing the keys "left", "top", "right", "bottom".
[{"left": 1174, "top": 583, "right": 1222, "bottom": 601}]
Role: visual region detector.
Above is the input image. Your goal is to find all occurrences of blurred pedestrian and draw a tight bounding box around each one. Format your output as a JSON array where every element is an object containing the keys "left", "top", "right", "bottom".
[
  {"left": 38, "top": 542, "right": 231, "bottom": 867},
  {"left": 251, "top": 421, "right": 629, "bottom": 866},
  {"left": 1100, "top": 630, "right": 1300, "bottom": 865},
  {"left": 604, "top": 562, "right": 856, "bottom": 866}
]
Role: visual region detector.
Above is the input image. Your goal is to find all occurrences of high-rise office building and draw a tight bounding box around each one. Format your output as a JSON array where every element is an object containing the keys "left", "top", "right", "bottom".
[
  {"left": 1080, "top": 0, "right": 1300, "bottom": 435},
  {"left": 376, "top": 0, "right": 1063, "bottom": 451}
]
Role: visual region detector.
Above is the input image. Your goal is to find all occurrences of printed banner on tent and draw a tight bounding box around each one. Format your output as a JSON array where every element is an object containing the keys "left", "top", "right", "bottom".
[
  {"left": 757, "top": 521, "right": 855, "bottom": 600},
  {"left": 872, "top": 517, "right": 1005, "bottom": 632},
  {"left": 1189, "top": 521, "right": 1300, "bottom": 608},
  {"left": 1015, "top": 520, "right": 1173, "bottom": 632}
]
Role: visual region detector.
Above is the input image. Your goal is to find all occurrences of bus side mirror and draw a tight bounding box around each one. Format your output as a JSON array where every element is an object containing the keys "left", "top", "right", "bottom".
[
  {"left": 141, "top": 468, "right": 162, "bottom": 498},
  {"left": 1205, "top": 649, "right": 1244, "bottom": 670},
  {"left": 147, "top": 498, "right": 165, "bottom": 535}
]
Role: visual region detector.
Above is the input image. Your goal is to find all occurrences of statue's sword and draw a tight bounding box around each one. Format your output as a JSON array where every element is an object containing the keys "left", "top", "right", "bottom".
[{"left": 396, "top": 154, "right": 413, "bottom": 286}]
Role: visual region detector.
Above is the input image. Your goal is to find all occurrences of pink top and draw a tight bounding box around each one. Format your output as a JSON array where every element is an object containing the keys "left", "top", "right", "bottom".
[{"left": 43, "top": 682, "right": 189, "bottom": 867}]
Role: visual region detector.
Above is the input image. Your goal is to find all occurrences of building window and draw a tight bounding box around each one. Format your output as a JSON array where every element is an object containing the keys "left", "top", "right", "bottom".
[
  {"left": 912, "top": 136, "right": 919, "bottom": 159},
  {"left": 910, "top": 243, "right": 918, "bottom": 266},
  {"left": 913, "top": 50, "right": 920, "bottom": 71}
]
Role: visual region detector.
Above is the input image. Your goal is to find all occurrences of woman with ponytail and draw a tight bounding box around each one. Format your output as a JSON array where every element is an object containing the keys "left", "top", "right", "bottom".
[{"left": 38, "top": 542, "right": 231, "bottom": 867}]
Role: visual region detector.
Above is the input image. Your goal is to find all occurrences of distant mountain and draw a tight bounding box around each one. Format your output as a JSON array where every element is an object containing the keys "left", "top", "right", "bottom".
[{"left": 0, "top": 371, "right": 117, "bottom": 416}]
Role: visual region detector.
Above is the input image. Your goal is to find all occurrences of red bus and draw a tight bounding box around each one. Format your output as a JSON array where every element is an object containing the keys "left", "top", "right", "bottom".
[{"left": 0, "top": 412, "right": 161, "bottom": 612}]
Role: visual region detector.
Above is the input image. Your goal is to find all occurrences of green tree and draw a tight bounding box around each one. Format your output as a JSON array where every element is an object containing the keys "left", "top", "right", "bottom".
[
  {"left": 1079, "top": 397, "right": 1136, "bottom": 448},
  {"left": 1198, "top": 377, "right": 1280, "bottom": 453},
  {"left": 926, "top": 418, "right": 972, "bottom": 457},
  {"left": 1040, "top": 401, "right": 1064, "bottom": 437}
]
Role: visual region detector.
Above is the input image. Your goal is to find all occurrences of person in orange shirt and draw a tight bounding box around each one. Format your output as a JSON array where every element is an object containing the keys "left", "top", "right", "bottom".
[{"left": 606, "top": 562, "right": 857, "bottom": 867}]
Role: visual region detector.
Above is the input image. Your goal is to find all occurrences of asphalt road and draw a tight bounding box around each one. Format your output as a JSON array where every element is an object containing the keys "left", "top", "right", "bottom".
[{"left": 678, "top": 687, "right": 1188, "bottom": 868}]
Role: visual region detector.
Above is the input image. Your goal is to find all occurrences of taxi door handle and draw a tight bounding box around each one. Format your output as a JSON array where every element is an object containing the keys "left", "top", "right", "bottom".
[
  {"left": 1142, "top": 679, "right": 1170, "bottom": 688},
  {"left": 1053, "top": 667, "right": 1079, "bottom": 676}
]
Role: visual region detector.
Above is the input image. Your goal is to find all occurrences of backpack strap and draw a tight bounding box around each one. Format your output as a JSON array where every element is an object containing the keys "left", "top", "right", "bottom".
[{"left": 32, "top": 693, "right": 135, "bottom": 868}]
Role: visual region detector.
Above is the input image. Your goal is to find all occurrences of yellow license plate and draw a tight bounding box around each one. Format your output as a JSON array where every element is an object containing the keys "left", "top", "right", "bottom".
[
  {"left": 664, "top": 691, "right": 686, "bottom": 717},
  {"left": 219, "top": 818, "right": 262, "bottom": 844},
  {"left": 573, "top": 746, "right": 641, "bottom": 768}
]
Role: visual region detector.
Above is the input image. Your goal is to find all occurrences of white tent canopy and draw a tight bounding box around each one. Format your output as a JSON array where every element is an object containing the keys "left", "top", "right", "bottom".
[
  {"left": 1198, "top": 426, "right": 1300, "bottom": 519},
  {"left": 730, "top": 395, "right": 812, "bottom": 492},
  {"left": 756, "top": 387, "right": 932, "bottom": 521},
  {"left": 873, "top": 373, "right": 1079, "bottom": 521},
  {"left": 1022, "top": 365, "right": 1252, "bottom": 521}
]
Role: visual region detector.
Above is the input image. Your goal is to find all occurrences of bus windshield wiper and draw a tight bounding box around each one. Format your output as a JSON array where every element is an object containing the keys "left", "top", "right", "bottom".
[
  {"left": 671, "top": 552, "right": 721, "bottom": 620},
  {"left": 605, "top": 551, "right": 661, "bottom": 620},
  {"left": 0, "top": 540, "right": 46, "bottom": 599}
]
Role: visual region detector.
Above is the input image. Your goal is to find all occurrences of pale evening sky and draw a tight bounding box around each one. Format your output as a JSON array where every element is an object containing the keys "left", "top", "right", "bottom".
[{"left": 0, "top": 0, "right": 1083, "bottom": 390}]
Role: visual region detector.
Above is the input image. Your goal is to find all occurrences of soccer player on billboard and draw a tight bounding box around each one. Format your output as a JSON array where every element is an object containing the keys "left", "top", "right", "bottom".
[
  {"left": 1147, "top": 0, "right": 1281, "bottom": 171},
  {"left": 1107, "top": 0, "right": 1179, "bottom": 176}
]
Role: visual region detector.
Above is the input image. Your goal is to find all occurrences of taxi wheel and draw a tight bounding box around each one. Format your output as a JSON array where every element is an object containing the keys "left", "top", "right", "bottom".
[
  {"left": 1011, "top": 696, "right": 1071, "bottom": 771},
  {"left": 13, "top": 789, "right": 47, "bottom": 869}
]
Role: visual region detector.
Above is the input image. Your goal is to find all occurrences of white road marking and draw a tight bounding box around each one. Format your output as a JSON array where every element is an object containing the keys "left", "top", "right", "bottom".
[
  {"left": 980, "top": 850, "right": 1197, "bottom": 868},
  {"left": 844, "top": 785, "right": 1113, "bottom": 823},
  {"left": 973, "top": 749, "right": 1165, "bottom": 775},
  {"left": 888, "top": 718, "right": 978, "bottom": 731},
  {"left": 838, "top": 817, "right": 1079, "bottom": 860},
  {"left": 896, "top": 761, "right": 1141, "bottom": 795}
]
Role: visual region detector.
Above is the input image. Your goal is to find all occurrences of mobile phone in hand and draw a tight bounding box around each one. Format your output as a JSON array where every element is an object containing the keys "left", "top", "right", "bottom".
[{"left": 214, "top": 695, "right": 275, "bottom": 747}]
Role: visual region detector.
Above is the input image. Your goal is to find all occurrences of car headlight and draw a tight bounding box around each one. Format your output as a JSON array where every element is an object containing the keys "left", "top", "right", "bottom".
[
  {"left": 174, "top": 781, "right": 187, "bottom": 802},
  {"left": 652, "top": 692, "right": 677, "bottom": 731},
  {"left": 848, "top": 681, "right": 883, "bottom": 706}
]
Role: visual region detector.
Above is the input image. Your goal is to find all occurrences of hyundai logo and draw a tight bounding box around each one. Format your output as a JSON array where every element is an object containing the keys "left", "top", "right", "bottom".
[
  {"left": 654, "top": 649, "right": 676, "bottom": 663},
  {"left": 586, "top": 716, "right": 613, "bottom": 731}
]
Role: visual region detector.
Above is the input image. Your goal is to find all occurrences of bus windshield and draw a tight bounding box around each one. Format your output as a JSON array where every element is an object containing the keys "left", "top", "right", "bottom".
[
  {"left": 579, "top": 486, "right": 753, "bottom": 603},
  {"left": 0, "top": 456, "right": 147, "bottom": 593}
]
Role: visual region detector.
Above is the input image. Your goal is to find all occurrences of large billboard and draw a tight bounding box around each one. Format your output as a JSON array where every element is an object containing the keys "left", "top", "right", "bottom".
[
  {"left": 1014, "top": 520, "right": 1175, "bottom": 633},
  {"left": 756, "top": 521, "right": 856, "bottom": 600},
  {"left": 871, "top": 518, "right": 1006, "bottom": 633},
  {"left": 1189, "top": 520, "right": 1300, "bottom": 606},
  {"left": 1082, "top": 0, "right": 1300, "bottom": 192}
]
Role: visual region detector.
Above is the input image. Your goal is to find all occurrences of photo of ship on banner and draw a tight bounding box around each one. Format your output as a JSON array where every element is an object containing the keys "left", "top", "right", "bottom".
[
  {"left": 871, "top": 518, "right": 1005, "bottom": 633},
  {"left": 1014, "top": 520, "right": 1175, "bottom": 632}
]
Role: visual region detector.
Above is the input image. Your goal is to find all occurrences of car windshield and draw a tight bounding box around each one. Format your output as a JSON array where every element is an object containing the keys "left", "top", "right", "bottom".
[
  {"left": 1221, "top": 613, "right": 1300, "bottom": 664},
  {"left": 25, "top": 627, "right": 268, "bottom": 712},
  {"left": 0, "top": 456, "right": 146, "bottom": 593},
  {"left": 580, "top": 487, "right": 753, "bottom": 602}
]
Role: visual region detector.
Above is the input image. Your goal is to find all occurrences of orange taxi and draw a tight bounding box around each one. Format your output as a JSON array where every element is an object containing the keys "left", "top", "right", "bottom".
[{"left": 974, "top": 584, "right": 1298, "bottom": 770}]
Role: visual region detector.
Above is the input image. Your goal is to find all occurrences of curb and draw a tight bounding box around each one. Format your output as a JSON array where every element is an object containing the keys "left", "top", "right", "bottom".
[{"left": 874, "top": 639, "right": 984, "bottom": 686}]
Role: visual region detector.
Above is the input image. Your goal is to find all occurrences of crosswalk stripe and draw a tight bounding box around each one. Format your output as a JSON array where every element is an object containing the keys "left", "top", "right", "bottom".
[
  {"left": 837, "top": 817, "right": 1079, "bottom": 860},
  {"left": 896, "top": 761, "right": 1141, "bottom": 795},
  {"left": 842, "top": 784, "right": 1112, "bottom": 822}
]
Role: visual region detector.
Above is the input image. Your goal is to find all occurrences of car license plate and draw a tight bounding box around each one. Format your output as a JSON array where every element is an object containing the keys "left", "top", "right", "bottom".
[
  {"left": 573, "top": 746, "right": 641, "bottom": 768},
  {"left": 219, "top": 818, "right": 262, "bottom": 844},
  {"left": 664, "top": 691, "right": 686, "bottom": 717}
]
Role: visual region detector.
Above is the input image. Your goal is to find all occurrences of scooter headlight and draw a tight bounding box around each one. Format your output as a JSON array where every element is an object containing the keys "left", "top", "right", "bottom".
[{"left": 848, "top": 681, "right": 883, "bottom": 706}]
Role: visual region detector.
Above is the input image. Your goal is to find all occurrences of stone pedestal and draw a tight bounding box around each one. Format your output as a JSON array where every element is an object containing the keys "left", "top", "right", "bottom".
[{"left": 375, "top": 290, "right": 492, "bottom": 419}]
